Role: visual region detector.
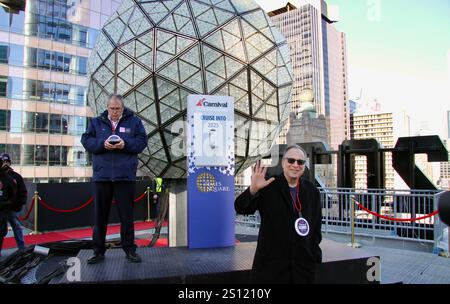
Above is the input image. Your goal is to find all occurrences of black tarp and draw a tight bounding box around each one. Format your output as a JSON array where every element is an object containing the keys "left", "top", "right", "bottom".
[{"left": 21, "top": 180, "right": 157, "bottom": 232}]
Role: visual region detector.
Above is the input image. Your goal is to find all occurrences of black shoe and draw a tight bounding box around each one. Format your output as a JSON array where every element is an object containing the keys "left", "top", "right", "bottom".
[
  {"left": 126, "top": 252, "right": 142, "bottom": 263},
  {"left": 87, "top": 253, "right": 105, "bottom": 264}
]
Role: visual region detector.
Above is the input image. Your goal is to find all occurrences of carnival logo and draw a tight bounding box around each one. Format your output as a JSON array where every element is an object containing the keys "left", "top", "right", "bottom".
[
  {"left": 196, "top": 98, "right": 228, "bottom": 108},
  {"left": 196, "top": 173, "right": 231, "bottom": 193},
  {"left": 196, "top": 98, "right": 206, "bottom": 107}
]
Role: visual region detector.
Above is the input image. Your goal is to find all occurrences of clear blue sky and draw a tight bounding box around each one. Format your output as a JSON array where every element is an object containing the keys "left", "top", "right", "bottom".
[{"left": 257, "top": 0, "right": 450, "bottom": 136}]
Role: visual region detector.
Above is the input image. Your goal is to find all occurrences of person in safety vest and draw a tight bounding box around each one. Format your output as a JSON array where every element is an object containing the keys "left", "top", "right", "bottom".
[{"left": 152, "top": 177, "right": 164, "bottom": 219}]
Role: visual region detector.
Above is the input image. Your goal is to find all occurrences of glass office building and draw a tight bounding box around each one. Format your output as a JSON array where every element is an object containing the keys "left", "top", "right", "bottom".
[{"left": 0, "top": 0, "right": 120, "bottom": 182}]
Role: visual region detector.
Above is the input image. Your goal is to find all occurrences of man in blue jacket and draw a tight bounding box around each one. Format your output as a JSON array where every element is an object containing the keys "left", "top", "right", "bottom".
[{"left": 81, "top": 94, "right": 147, "bottom": 264}]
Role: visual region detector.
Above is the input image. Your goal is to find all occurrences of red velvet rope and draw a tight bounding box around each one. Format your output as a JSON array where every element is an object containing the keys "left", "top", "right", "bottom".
[
  {"left": 352, "top": 197, "right": 439, "bottom": 222},
  {"left": 32, "top": 190, "right": 148, "bottom": 214},
  {"left": 133, "top": 191, "right": 147, "bottom": 203},
  {"left": 39, "top": 197, "right": 94, "bottom": 213},
  {"left": 18, "top": 199, "right": 35, "bottom": 221}
]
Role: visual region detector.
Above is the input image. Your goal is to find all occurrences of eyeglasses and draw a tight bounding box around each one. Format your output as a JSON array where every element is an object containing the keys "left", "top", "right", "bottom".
[{"left": 284, "top": 158, "right": 306, "bottom": 166}]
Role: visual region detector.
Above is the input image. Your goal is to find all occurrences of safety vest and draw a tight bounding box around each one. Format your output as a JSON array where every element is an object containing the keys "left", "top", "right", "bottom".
[{"left": 155, "top": 177, "right": 163, "bottom": 193}]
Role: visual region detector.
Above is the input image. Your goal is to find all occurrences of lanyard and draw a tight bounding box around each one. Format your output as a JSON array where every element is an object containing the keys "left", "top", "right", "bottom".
[
  {"left": 109, "top": 118, "right": 120, "bottom": 134},
  {"left": 290, "top": 180, "right": 302, "bottom": 215}
]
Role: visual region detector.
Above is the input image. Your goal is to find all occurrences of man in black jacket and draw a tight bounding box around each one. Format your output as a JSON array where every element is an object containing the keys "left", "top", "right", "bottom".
[
  {"left": 235, "top": 145, "right": 322, "bottom": 284},
  {"left": 1, "top": 154, "right": 27, "bottom": 251},
  {"left": 0, "top": 158, "right": 18, "bottom": 257}
]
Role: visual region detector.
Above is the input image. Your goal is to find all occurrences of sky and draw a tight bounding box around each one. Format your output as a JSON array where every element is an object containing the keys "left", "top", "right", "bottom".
[{"left": 255, "top": 0, "right": 450, "bottom": 137}]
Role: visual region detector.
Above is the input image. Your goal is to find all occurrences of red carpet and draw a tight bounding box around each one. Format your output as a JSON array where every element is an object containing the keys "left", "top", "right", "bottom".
[
  {"left": 135, "top": 238, "right": 168, "bottom": 247},
  {"left": 2, "top": 221, "right": 168, "bottom": 250}
]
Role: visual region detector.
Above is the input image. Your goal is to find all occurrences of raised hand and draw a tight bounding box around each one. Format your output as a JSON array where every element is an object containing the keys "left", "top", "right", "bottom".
[{"left": 249, "top": 160, "right": 275, "bottom": 195}]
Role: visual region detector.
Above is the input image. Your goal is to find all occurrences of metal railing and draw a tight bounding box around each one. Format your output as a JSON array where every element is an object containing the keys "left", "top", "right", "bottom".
[
  {"left": 234, "top": 185, "right": 261, "bottom": 228},
  {"left": 234, "top": 185, "right": 445, "bottom": 249},
  {"left": 320, "top": 188, "right": 440, "bottom": 244}
]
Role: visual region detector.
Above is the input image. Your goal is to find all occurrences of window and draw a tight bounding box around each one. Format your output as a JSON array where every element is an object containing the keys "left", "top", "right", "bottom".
[
  {"left": 6, "top": 144, "right": 20, "bottom": 165},
  {"left": 71, "top": 146, "right": 87, "bottom": 166},
  {"left": 69, "top": 116, "right": 87, "bottom": 135},
  {"left": 62, "top": 115, "right": 69, "bottom": 134},
  {"left": 0, "top": 76, "right": 7, "bottom": 97},
  {"left": 38, "top": 81, "right": 53, "bottom": 102},
  {"left": 49, "top": 145, "right": 61, "bottom": 166},
  {"left": 0, "top": 9, "right": 9, "bottom": 31},
  {"left": 23, "top": 112, "right": 35, "bottom": 132},
  {"left": 22, "top": 145, "right": 34, "bottom": 165},
  {"left": 35, "top": 145, "right": 48, "bottom": 165},
  {"left": 24, "top": 47, "right": 38, "bottom": 68},
  {"left": 35, "top": 112, "right": 49, "bottom": 133},
  {"left": 8, "top": 77, "right": 24, "bottom": 99},
  {"left": 87, "top": 28, "right": 99, "bottom": 48},
  {"left": 10, "top": 11, "right": 25, "bottom": 34},
  {"left": 69, "top": 85, "right": 86, "bottom": 106},
  {"left": 61, "top": 146, "right": 68, "bottom": 166},
  {"left": 9, "top": 110, "right": 22, "bottom": 133},
  {"left": 23, "top": 79, "right": 38, "bottom": 100},
  {"left": 0, "top": 44, "right": 7, "bottom": 64},
  {"left": 55, "top": 52, "right": 70, "bottom": 72},
  {"left": 55, "top": 83, "right": 69, "bottom": 102},
  {"left": 0, "top": 109, "right": 8, "bottom": 130},
  {"left": 76, "top": 57, "right": 87, "bottom": 75},
  {"left": 9, "top": 44, "right": 24, "bottom": 66},
  {"left": 50, "top": 114, "right": 62, "bottom": 134}
]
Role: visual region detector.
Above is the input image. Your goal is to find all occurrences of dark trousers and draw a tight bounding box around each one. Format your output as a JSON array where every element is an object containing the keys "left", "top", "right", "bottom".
[
  {"left": 0, "top": 210, "right": 8, "bottom": 255},
  {"left": 154, "top": 192, "right": 161, "bottom": 219},
  {"left": 7, "top": 211, "right": 25, "bottom": 249},
  {"left": 93, "top": 181, "right": 137, "bottom": 255}
]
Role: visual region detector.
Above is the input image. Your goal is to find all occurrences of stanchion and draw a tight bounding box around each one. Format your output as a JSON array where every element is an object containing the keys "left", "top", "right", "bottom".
[
  {"left": 30, "top": 191, "right": 41, "bottom": 235},
  {"left": 146, "top": 187, "right": 151, "bottom": 222},
  {"left": 347, "top": 195, "right": 361, "bottom": 248},
  {"left": 439, "top": 228, "right": 450, "bottom": 258}
]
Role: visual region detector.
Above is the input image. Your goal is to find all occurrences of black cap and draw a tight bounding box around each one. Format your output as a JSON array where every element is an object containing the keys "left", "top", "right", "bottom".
[{"left": 1, "top": 153, "right": 11, "bottom": 163}]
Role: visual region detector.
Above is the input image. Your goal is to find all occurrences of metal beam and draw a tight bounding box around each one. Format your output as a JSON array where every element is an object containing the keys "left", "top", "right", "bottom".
[{"left": 0, "top": 0, "right": 25, "bottom": 13}]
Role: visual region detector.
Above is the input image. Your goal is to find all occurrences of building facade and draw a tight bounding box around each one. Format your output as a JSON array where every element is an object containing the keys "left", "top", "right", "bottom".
[
  {"left": 438, "top": 113, "right": 450, "bottom": 190},
  {"left": 351, "top": 112, "right": 395, "bottom": 189},
  {"left": 447, "top": 110, "right": 450, "bottom": 139},
  {"left": 350, "top": 106, "right": 413, "bottom": 190},
  {"left": 439, "top": 139, "right": 450, "bottom": 190},
  {"left": 0, "top": 0, "right": 120, "bottom": 182},
  {"left": 269, "top": 0, "right": 349, "bottom": 149}
]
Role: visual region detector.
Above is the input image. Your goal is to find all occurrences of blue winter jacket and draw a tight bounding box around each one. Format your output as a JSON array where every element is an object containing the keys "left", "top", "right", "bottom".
[{"left": 81, "top": 108, "right": 147, "bottom": 182}]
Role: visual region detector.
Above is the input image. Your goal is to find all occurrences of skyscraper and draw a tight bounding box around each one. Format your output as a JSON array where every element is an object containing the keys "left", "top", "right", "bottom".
[
  {"left": 0, "top": 0, "right": 120, "bottom": 182},
  {"left": 438, "top": 112, "right": 450, "bottom": 190},
  {"left": 447, "top": 110, "right": 450, "bottom": 139},
  {"left": 269, "top": 0, "right": 349, "bottom": 149}
]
